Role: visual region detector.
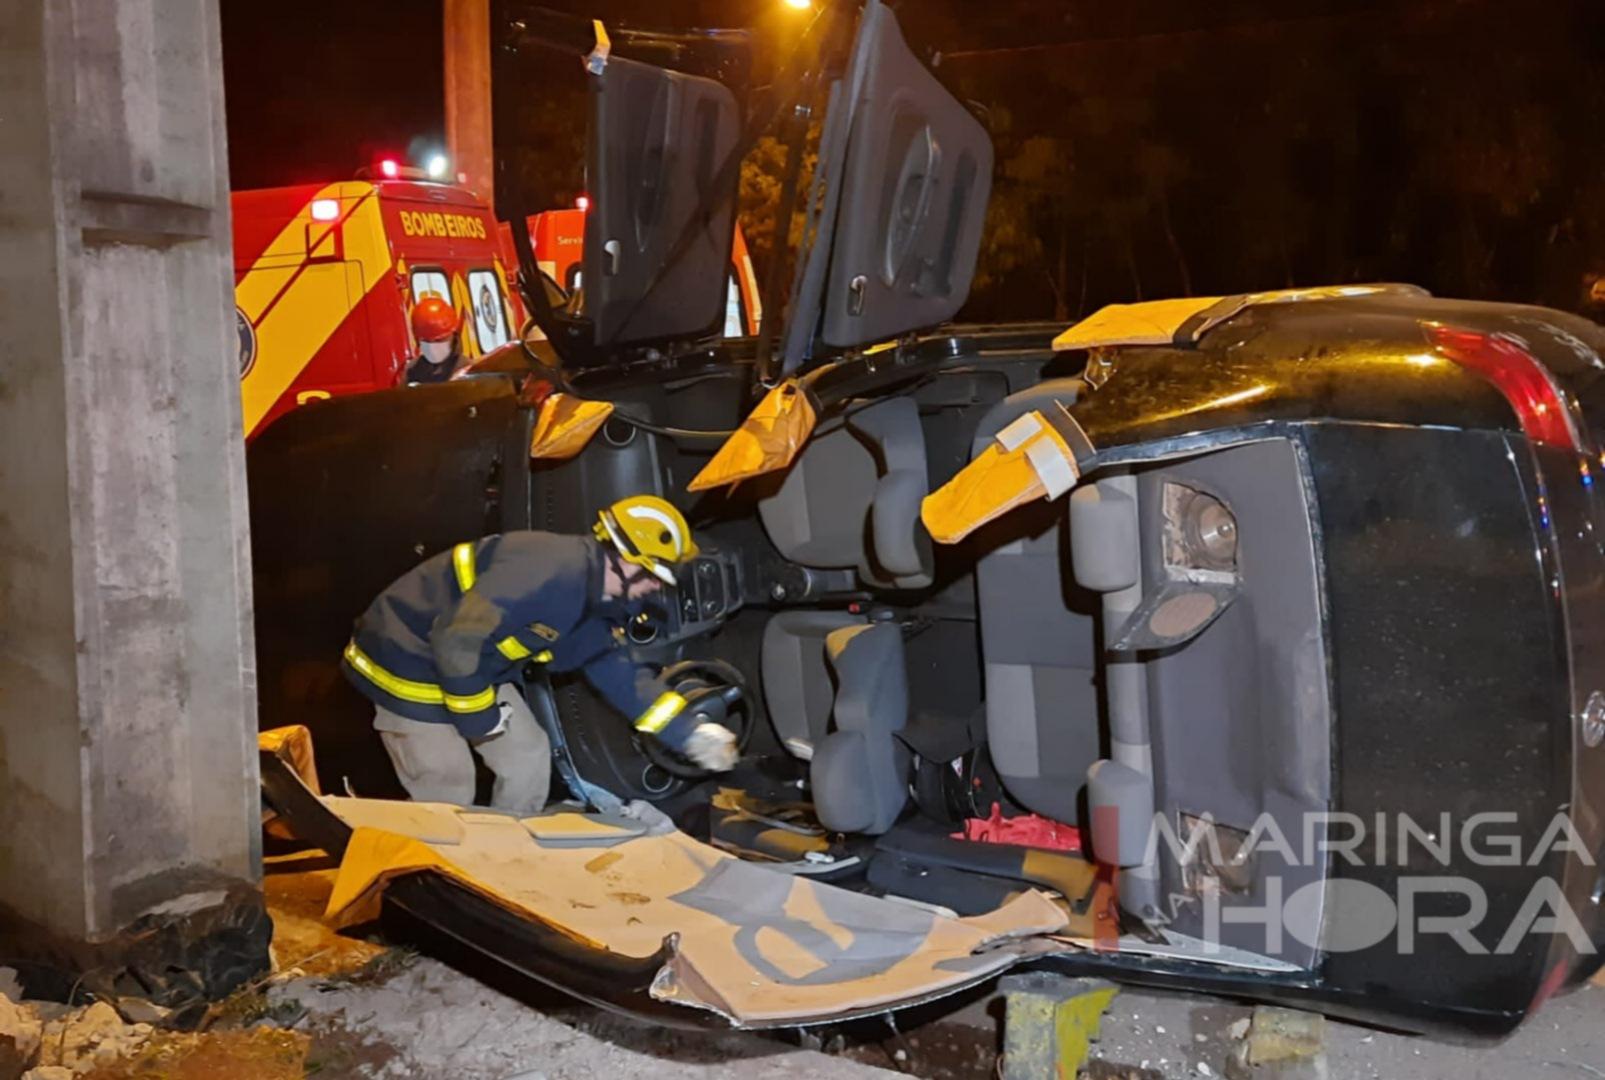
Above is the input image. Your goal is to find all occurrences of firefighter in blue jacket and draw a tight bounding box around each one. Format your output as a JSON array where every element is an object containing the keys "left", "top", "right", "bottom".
[{"left": 340, "top": 495, "right": 737, "bottom": 814}]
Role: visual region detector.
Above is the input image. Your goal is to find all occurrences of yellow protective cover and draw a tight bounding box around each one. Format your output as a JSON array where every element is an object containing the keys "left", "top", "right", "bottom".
[
  {"left": 522, "top": 811, "right": 639, "bottom": 840},
  {"left": 259, "top": 725, "right": 322, "bottom": 841},
  {"left": 259, "top": 725, "right": 321, "bottom": 796},
  {"left": 530, "top": 394, "right": 615, "bottom": 459},
  {"left": 324, "top": 824, "right": 605, "bottom": 949},
  {"left": 1052, "top": 297, "right": 1224, "bottom": 351},
  {"left": 1053, "top": 285, "right": 1401, "bottom": 352},
  {"left": 688, "top": 381, "right": 817, "bottom": 491},
  {"left": 921, "top": 411, "right": 1079, "bottom": 544},
  {"left": 315, "top": 803, "right": 1069, "bottom": 1024}
]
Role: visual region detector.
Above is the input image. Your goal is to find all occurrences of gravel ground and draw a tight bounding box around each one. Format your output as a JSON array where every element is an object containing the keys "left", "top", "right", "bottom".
[
  {"left": 270, "top": 957, "right": 899, "bottom": 1080},
  {"left": 264, "top": 955, "right": 1605, "bottom": 1079},
  {"left": 1079, "top": 982, "right": 1605, "bottom": 1080}
]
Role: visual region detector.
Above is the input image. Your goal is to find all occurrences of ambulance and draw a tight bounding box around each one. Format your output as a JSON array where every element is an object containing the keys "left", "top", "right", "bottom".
[
  {"left": 232, "top": 175, "right": 523, "bottom": 438},
  {"left": 233, "top": 181, "right": 762, "bottom": 439}
]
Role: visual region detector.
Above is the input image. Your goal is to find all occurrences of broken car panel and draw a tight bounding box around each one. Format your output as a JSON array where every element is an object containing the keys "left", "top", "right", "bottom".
[{"left": 254, "top": 0, "right": 1605, "bottom": 1038}]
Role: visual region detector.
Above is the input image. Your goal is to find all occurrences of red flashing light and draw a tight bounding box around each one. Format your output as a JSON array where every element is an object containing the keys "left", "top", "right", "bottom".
[
  {"left": 1428, "top": 324, "right": 1582, "bottom": 451},
  {"left": 575, "top": 194, "right": 590, "bottom": 212},
  {"left": 310, "top": 198, "right": 340, "bottom": 222},
  {"left": 379, "top": 159, "right": 400, "bottom": 179}
]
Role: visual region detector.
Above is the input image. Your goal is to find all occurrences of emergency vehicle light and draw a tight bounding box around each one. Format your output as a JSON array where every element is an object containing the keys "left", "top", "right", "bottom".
[
  {"left": 575, "top": 194, "right": 590, "bottom": 212},
  {"left": 427, "top": 154, "right": 449, "bottom": 180},
  {"left": 310, "top": 198, "right": 340, "bottom": 222},
  {"left": 380, "top": 159, "right": 400, "bottom": 179}
]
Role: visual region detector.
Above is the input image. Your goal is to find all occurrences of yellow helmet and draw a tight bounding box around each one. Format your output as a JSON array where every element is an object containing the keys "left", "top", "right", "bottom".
[{"left": 594, "top": 494, "right": 700, "bottom": 586}]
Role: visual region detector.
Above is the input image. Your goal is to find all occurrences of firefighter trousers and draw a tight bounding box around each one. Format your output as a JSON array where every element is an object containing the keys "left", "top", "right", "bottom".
[{"left": 373, "top": 685, "right": 552, "bottom": 815}]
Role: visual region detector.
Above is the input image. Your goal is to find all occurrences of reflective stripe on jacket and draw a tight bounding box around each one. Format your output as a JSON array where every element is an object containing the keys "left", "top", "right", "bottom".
[{"left": 340, "top": 531, "right": 683, "bottom": 740}]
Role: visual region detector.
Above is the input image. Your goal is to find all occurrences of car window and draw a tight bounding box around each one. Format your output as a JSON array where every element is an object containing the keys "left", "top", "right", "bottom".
[
  {"left": 410, "top": 269, "right": 451, "bottom": 306},
  {"left": 467, "top": 269, "right": 511, "bottom": 350}
]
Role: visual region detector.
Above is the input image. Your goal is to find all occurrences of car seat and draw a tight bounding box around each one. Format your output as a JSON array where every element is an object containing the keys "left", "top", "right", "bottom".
[{"left": 810, "top": 622, "right": 911, "bottom": 835}]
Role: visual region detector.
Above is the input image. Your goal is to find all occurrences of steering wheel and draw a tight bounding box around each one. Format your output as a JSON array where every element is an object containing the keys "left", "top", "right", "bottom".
[{"left": 638, "top": 658, "right": 753, "bottom": 780}]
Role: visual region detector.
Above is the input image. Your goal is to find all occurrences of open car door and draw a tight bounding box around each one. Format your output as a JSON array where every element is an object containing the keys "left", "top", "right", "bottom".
[
  {"left": 582, "top": 51, "right": 742, "bottom": 347},
  {"left": 780, "top": 0, "right": 993, "bottom": 372}
]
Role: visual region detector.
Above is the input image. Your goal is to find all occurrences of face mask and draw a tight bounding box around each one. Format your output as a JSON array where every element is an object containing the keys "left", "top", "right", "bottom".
[{"left": 421, "top": 339, "right": 454, "bottom": 364}]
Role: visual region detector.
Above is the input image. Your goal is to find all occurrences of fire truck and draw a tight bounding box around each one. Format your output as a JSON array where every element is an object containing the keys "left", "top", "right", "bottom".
[
  {"left": 232, "top": 177, "right": 524, "bottom": 439},
  {"left": 233, "top": 181, "right": 762, "bottom": 439}
]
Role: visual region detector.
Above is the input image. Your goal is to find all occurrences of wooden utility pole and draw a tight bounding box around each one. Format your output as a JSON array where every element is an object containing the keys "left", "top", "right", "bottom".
[{"left": 444, "top": 0, "right": 494, "bottom": 207}]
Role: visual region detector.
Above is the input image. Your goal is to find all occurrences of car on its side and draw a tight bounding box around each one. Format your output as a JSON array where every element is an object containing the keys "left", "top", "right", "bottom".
[{"left": 253, "top": 0, "right": 1605, "bottom": 1038}]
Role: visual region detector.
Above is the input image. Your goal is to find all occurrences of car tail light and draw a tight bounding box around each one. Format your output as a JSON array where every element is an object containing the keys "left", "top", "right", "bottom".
[
  {"left": 309, "top": 198, "right": 339, "bottom": 222},
  {"left": 1427, "top": 323, "right": 1584, "bottom": 452}
]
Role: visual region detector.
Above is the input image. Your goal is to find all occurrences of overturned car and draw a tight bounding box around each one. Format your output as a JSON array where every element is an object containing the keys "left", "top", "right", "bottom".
[{"left": 252, "top": 0, "right": 1605, "bottom": 1038}]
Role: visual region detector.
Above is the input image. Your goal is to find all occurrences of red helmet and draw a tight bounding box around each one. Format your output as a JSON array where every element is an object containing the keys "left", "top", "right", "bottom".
[{"left": 411, "top": 295, "right": 460, "bottom": 343}]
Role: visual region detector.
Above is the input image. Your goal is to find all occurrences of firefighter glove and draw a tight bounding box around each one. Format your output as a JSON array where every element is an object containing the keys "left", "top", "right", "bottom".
[{"left": 684, "top": 722, "right": 739, "bottom": 772}]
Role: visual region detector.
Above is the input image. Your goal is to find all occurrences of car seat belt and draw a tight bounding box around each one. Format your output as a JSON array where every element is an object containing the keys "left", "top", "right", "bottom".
[{"left": 521, "top": 668, "right": 625, "bottom": 815}]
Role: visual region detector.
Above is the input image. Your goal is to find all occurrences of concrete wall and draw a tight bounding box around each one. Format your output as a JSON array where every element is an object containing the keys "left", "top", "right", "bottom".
[{"left": 0, "top": 0, "right": 259, "bottom": 941}]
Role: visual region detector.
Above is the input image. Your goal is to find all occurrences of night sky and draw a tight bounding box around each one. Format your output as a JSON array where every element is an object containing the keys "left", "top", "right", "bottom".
[
  {"left": 221, "top": 0, "right": 445, "bottom": 188},
  {"left": 221, "top": 0, "right": 1605, "bottom": 323}
]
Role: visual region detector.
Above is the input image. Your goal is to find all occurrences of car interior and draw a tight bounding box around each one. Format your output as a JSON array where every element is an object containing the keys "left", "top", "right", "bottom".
[{"left": 250, "top": 0, "right": 1339, "bottom": 981}]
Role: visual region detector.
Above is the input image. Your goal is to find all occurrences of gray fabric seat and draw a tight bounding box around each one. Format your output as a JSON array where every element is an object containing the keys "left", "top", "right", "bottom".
[
  {"left": 971, "top": 382, "right": 1101, "bottom": 825},
  {"left": 760, "top": 610, "right": 864, "bottom": 760},
  {"left": 757, "top": 397, "right": 932, "bottom": 588},
  {"left": 852, "top": 398, "right": 932, "bottom": 584},
  {"left": 809, "top": 622, "right": 911, "bottom": 835}
]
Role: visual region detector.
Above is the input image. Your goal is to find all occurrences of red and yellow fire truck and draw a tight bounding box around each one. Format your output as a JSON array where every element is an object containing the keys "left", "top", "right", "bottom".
[
  {"left": 232, "top": 177, "right": 524, "bottom": 438},
  {"left": 234, "top": 180, "right": 763, "bottom": 439}
]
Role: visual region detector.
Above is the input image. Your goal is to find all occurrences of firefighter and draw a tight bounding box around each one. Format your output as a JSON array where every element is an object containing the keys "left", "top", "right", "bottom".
[
  {"left": 341, "top": 495, "right": 738, "bottom": 814},
  {"left": 405, "top": 294, "right": 466, "bottom": 383}
]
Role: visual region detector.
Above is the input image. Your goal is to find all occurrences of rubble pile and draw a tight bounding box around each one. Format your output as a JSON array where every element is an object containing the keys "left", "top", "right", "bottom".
[
  {"left": 0, "top": 993, "right": 42, "bottom": 1079},
  {"left": 0, "top": 969, "right": 156, "bottom": 1080}
]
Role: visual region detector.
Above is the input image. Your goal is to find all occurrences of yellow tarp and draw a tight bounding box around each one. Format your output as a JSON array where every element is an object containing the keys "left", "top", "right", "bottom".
[
  {"left": 1052, "top": 285, "right": 1405, "bottom": 352},
  {"left": 921, "top": 410, "right": 1080, "bottom": 545},
  {"left": 530, "top": 394, "right": 614, "bottom": 460},
  {"left": 688, "top": 381, "right": 817, "bottom": 492}
]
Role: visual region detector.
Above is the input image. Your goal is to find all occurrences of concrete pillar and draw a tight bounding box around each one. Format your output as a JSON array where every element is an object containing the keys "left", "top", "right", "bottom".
[
  {"left": 0, "top": 0, "right": 264, "bottom": 989},
  {"left": 445, "top": 0, "right": 495, "bottom": 207}
]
